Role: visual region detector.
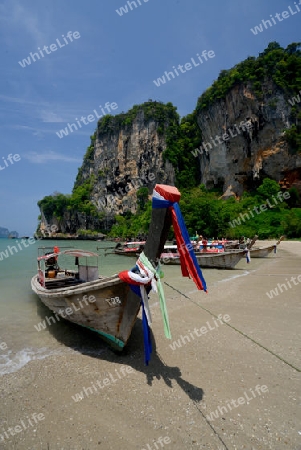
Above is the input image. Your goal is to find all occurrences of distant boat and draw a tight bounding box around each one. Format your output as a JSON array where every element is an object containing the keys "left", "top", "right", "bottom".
[
  {"left": 224, "top": 240, "right": 240, "bottom": 250},
  {"left": 106, "top": 241, "right": 146, "bottom": 257},
  {"left": 160, "top": 245, "right": 179, "bottom": 263},
  {"left": 249, "top": 236, "right": 284, "bottom": 258},
  {"left": 163, "top": 248, "right": 249, "bottom": 269},
  {"left": 194, "top": 241, "right": 225, "bottom": 253}
]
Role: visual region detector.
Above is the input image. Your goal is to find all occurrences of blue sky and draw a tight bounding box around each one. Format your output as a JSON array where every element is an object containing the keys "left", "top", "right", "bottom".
[{"left": 0, "top": 0, "right": 300, "bottom": 235}]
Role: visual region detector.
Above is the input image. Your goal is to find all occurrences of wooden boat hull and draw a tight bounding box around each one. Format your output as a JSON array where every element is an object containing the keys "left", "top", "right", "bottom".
[
  {"left": 163, "top": 249, "right": 247, "bottom": 269},
  {"left": 224, "top": 243, "right": 240, "bottom": 250},
  {"left": 249, "top": 245, "right": 276, "bottom": 258},
  {"left": 114, "top": 249, "right": 138, "bottom": 257},
  {"left": 31, "top": 275, "right": 141, "bottom": 351}
]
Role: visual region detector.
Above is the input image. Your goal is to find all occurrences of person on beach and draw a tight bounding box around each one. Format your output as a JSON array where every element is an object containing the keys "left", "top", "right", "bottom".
[{"left": 196, "top": 235, "right": 203, "bottom": 250}]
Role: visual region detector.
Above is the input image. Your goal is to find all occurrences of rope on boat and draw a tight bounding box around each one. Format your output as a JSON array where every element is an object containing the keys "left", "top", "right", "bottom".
[{"left": 164, "top": 282, "right": 301, "bottom": 373}]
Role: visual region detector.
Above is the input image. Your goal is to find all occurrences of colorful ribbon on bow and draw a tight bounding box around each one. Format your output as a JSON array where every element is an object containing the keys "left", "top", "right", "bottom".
[
  {"left": 152, "top": 185, "right": 207, "bottom": 292},
  {"left": 118, "top": 184, "right": 208, "bottom": 365}
]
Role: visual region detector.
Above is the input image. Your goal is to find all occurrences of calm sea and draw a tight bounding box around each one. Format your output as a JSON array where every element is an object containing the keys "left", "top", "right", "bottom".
[{"left": 0, "top": 238, "right": 255, "bottom": 376}]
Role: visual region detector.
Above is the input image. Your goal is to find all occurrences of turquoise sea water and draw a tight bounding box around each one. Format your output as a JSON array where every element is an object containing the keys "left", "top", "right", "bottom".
[{"left": 0, "top": 238, "right": 254, "bottom": 376}]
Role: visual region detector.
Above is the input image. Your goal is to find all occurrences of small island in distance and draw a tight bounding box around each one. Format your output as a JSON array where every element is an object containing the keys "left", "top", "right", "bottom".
[{"left": 0, "top": 226, "right": 19, "bottom": 239}]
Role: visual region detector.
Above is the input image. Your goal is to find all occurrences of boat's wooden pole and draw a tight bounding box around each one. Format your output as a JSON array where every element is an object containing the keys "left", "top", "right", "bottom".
[
  {"left": 276, "top": 235, "right": 285, "bottom": 245},
  {"left": 119, "top": 200, "right": 173, "bottom": 346},
  {"left": 143, "top": 207, "right": 173, "bottom": 266},
  {"left": 247, "top": 235, "right": 258, "bottom": 249}
]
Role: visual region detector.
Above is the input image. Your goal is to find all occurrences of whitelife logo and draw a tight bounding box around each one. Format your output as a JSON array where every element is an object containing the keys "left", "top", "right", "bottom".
[
  {"left": 97, "top": 172, "right": 155, "bottom": 209},
  {"left": 0, "top": 339, "right": 8, "bottom": 351},
  {"left": 0, "top": 413, "right": 45, "bottom": 443},
  {"left": 169, "top": 314, "right": 231, "bottom": 351},
  {"left": 71, "top": 366, "right": 134, "bottom": 402},
  {"left": 0, "top": 153, "right": 21, "bottom": 172},
  {"left": 55, "top": 102, "right": 118, "bottom": 139},
  {"left": 250, "top": 2, "right": 301, "bottom": 35},
  {"left": 140, "top": 436, "right": 171, "bottom": 450},
  {"left": 228, "top": 191, "right": 291, "bottom": 228},
  {"left": 266, "top": 274, "right": 301, "bottom": 299},
  {"left": 191, "top": 120, "right": 252, "bottom": 158},
  {"left": 116, "top": 0, "right": 150, "bottom": 16},
  {"left": 205, "top": 385, "right": 269, "bottom": 421},
  {"left": 288, "top": 89, "right": 301, "bottom": 106},
  {"left": 153, "top": 50, "right": 215, "bottom": 87},
  {"left": 34, "top": 295, "right": 96, "bottom": 331},
  {"left": 18, "top": 31, "right": 81, "bottom": 68}
]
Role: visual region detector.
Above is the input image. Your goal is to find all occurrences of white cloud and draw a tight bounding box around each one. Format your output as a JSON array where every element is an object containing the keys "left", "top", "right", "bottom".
[
  {"left": 0, "top": 1, "right": 51, "bottom": 47},
  {"left": 39, "top": 110, "right": 66, "bottom": 123},
  {"left": 0, "top": 94, "right": 49, "bottom": 106},
  {"left": 23, "top": 151, "right": 82, "bottom": 164}
]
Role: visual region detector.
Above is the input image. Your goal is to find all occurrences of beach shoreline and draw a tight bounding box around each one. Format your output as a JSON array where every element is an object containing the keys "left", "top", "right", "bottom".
[{"left": 0, "top": 241, "right": 300, "bottom": 449}]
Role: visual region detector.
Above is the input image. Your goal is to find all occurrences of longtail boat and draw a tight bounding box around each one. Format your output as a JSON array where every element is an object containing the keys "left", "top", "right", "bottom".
[
  {"left": 31, "top": 184, "right": 207, "bottom": 362},
  {"left": 163, "top": 248, "right": 249, "bottom": 269},
  {"left": 224, "top": 241, "right": 239, "bottom": 249},
  {"left": 249, "top": 236, "right": 284, "bottom": 258},
  {"left": 106, "top": 241, "right": 145, "bottom": 257}
]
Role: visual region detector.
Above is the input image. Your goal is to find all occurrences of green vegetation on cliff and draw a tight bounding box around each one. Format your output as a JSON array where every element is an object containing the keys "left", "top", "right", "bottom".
[
  {"left": 154, "top": 42, "right": 301, "bottom": 190},
  {"left": 109, "top": 178, "right": 301, "bottom": 239},
  {"left": 196, "top": 42, "right": 301, "bottom": 111},
  {"left": 94, "top": 100, "right": 179, "bottom": 135},
  {"left": 38, "top": 177, "right": 103, "bottom": 230},
  {"left": 194, "top": 41, "right": 301, "bottom": 155},
  {"left": 163, "top": 113, "right": 202, "bottom": 188}
]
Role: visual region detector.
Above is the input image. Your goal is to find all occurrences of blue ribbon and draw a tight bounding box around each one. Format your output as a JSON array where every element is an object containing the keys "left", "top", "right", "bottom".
[
  {"left": 129, "top": 284, "right": 152, "bottom": 365},
  {"left": 141, "top": 301, "right": 152, "bottom": 365},
  {"left": 152, "top": 196, "right": 207, "bottom": 292}
]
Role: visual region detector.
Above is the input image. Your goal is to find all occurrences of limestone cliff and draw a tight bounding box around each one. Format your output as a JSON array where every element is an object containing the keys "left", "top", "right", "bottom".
[
  {"left": 38, "top": 102, "right": 176, "bottom": 234},
  {"left": 195, "top": 80, "right": 301, "bottom": 196},
  {"left": 76, "top": 105, "right": 175, "bottom": 217}
]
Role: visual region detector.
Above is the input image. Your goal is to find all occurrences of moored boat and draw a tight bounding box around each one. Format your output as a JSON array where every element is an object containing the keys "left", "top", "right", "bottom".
[
  {"left": 31, "top": 249, "right": 135, "bottom": 350},
  {"left": 160, "top": 245, "right": 180, "bottom": 263},
  {"left": 224, "top": 240, "right": 240, "bottom": 250},
  {"left": 31, "top": 184, "right": 207, "bottom": 359},
  {"left": 113, "top": 241, "right": 145, "bottom": 256},
  {"left": 249, "top": 236, "right": 284, "bottom": 258},
  {"left": 195, "top": 241, "right": 225, "bottom": 253},
  {"left": 163, "top": 248, "right": 249, "bottom": 269}
]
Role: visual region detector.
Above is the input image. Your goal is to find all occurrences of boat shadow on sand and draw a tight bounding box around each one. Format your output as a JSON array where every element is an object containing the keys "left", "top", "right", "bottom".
[{"left": 36, "top": 299, "right": 204, "bottom": 404}]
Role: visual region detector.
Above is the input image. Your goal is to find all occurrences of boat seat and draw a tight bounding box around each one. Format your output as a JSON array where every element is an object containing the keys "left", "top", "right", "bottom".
[{"left": 45, "top": 278, "right": 83, "bottom": 290}]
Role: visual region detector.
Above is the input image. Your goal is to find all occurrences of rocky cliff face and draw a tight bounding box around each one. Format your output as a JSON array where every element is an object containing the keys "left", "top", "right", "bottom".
[
  {"left": 37, "top": 75, "right": 301, "bottom": 235},
  {"left": 77, "top": 107, "right": 175, "bottom": 217},
  {"left": 195, "top": 80, "right": 301, "bottom": 196},
  {"left": 38, "top": 104, "right": 176, "bottom": 234}
]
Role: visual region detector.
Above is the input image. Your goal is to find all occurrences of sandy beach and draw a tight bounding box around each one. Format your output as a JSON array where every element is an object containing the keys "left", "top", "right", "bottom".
[{"left": 0, "top": 241, "right": 300, "bottom": 450}]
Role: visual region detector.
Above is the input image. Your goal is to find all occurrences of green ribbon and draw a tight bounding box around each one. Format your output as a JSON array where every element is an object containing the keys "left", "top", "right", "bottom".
[{"left": 139, "top": 252, "right": 171, "bottom": 339}]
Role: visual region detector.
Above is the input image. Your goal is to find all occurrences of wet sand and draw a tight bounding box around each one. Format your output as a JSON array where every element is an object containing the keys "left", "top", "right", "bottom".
[{"left": 0, "top": 241, "right": 300, "bottom": 450}]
